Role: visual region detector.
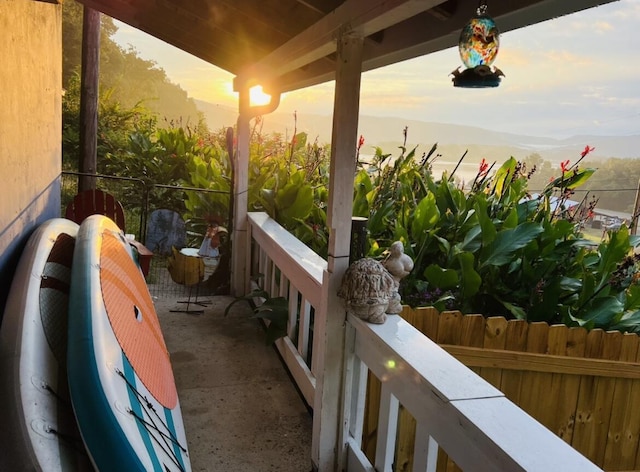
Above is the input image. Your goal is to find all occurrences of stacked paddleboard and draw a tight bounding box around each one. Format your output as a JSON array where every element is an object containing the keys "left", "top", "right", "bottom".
[
  {"left": 1, "top": 215, "right": 191, "bottom": 471},
  {"left": 0, "top": 218, "right": 91, "bottom": 470}
]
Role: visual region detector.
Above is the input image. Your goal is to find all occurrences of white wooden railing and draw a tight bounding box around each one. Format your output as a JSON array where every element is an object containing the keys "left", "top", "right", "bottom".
[
  {"left": 247, "top": 212, "right": 327, "bottom": 406},
  {"left": 247, "top": 212, "right": 603, "bottom": 471}
]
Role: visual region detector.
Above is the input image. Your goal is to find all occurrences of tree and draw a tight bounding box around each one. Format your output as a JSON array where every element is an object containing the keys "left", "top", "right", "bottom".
[
  {"left": 521, "top": 152, "right": 554, "bottom": 192},
  {"left": 62, "top": 0, "right": 205, "bottom": 127}
]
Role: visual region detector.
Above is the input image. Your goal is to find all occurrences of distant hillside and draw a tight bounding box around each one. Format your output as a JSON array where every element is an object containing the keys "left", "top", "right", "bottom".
[{"left": 195, "top": 99, "right": 640, "bottom": 163}]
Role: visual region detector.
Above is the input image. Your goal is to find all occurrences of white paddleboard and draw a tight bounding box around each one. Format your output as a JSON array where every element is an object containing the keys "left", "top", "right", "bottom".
[{"left": 0, "top": 218, "right": 91, "bottom": 471}]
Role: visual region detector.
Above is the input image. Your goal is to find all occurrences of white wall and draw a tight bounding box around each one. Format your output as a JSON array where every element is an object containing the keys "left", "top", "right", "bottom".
[{"left": 0, "top": 0, "right": 62, "bottom": 320}]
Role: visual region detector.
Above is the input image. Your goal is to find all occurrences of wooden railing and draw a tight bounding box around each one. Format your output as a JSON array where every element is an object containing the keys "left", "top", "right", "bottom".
[
  {"left": 247, "top": 212, "right": 327, "bottom": 405},
  {"left": 247, "top": 212, "right": 603, "bottom": 471},
  {"left": 344, "top": 313, "right": 602, "bottom": 471}
]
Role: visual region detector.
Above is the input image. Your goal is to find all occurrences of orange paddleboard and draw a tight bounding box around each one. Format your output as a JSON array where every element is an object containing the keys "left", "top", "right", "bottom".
[{"left": 67, "top": 215, "right": 191, "bottom": 471}]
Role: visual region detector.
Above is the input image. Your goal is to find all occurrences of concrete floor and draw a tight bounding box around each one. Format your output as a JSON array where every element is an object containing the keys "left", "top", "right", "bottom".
[{"left": 154, "top": 294, "right": 313, "bottom": 472}]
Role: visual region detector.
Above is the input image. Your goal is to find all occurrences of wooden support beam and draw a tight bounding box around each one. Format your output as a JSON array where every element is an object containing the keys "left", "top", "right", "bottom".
[
  {"left": 78, "top": 6, "right": 100, "bottom": 192},
  {"left": 230, "top": 91, "right": 282, "bottom": 296},
  {"left": 235, "top": 0, "right": 445, "bottom": 89},
  {"left": 312, "top": 31, "right": 364, "bottom": 472},
  {"left": 231, "top": 91, "right": 251, "bottom": 297}
]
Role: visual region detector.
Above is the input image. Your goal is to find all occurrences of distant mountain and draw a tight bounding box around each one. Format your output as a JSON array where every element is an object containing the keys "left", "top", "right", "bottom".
[{"left": 194, "top": 99, "right": 640, "bottom": 162}]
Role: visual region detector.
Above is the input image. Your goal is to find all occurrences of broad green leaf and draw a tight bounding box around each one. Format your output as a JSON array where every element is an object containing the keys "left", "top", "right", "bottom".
[
  {"left": 474, "top": 196, "right": 496, "bottom": 246},
  {"left": 278, "top": 183, "right": 314, "bottom": 222},
  {"left": 368, "top": 199, "right": 395, "bottom": 235},
  {"left": 492, "top": 157, "right": 517, "bottom": 199},
  {"left": 577, "top": 296, "right": 624, "bottom": 329},
  {"left": 503, "top": 207, "right": 519, "bottom": 229},
  {"left": 458, "top": 225, "right": 482, "bottom": 253},
  {"left": 625, "top": 285, "right": 640, "bottom": 311},
  {"left": 499, "top": 300, "right": 527, "bottom": 320},
  {"left": 611, "top": 310, "right": 640, "bottom": 334},
  {"left": 434, "top": 235, "right": 451, "bottom": 255},
  {"left": 424, "top": 264, "right": 459, "bottom": 290},
  {"left": 292, "top": 132, "right": 307, "bottom": 151},
  {"left": 528, "top": 277, "right": 562, "bottom": 323},
  {"left": 480, "top": 222, "right": 544, "bottom": 268},
  {"left": 411, "top": 193, "right": 440, "bottom": 244},
  {"left": 597, "top": 225, "right": 630, "bottom": 282},
  {"left": 578, "top": 272, "right": 596, "bottom": 307},
  {"left": 458, "top": 251, "right": 481, "bottom": 298},
  {"left": 559, "top": 277, "right": 582, "bottom": 293},
  {"left": 548, "top": 168, "right": 596, "bottom": 191}
]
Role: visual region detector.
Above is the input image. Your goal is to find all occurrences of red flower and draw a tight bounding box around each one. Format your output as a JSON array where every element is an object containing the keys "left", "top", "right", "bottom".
[
  {"left": 478, "top": 158, "right": 489, "bottom": 176},
  {"left": 357, "top": 135, "right": 365, "bottom": 151},
  {"left": 581, "top": 145, "right": 595, "bottom": 158},
  {"left": 560, "top": 159, "right": 570, "bottom": 173}
]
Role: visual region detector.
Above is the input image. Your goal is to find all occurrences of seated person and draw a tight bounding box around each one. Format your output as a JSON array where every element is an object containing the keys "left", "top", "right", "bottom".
[{"left": 198, "top": 224, "right": 222, "bottom": 258}]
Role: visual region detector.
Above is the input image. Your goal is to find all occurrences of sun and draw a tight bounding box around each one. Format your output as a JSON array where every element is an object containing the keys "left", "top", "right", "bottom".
[
  {"left": 249, "top": 85, "right": 272, "bottom": 106},
  {"left": 225, "top": 83, "right": 279, "bottom": 108}
]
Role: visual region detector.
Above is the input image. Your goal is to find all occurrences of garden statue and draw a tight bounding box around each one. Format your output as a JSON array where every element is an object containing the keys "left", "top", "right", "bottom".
[
  {"left": 337, "top": 258, "right": 396, "bottom": 324},
  {"left": 382, "top": 241, "right": 414, "bottom": 314}
]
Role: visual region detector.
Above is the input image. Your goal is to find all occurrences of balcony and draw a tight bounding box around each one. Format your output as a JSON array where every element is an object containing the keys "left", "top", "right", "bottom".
[{"left": 151, "top": 211, "right": 603, "bottom": 471}]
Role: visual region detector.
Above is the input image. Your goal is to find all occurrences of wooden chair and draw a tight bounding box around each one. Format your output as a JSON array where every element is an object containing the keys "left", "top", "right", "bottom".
[
  {"left": 65, "top": 189, "right": 126, "bottom": 229},
  {"left": 64, "top": 189, "right": 153, "bottom": 276}
]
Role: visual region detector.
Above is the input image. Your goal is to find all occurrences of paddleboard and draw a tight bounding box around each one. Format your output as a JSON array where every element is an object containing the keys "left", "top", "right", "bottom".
[
  {"left": 0, "top": 218, "right": 91, "bottom": 470},
  {"left": 68, "top": 215, "right": 191, "bottom": 471}
]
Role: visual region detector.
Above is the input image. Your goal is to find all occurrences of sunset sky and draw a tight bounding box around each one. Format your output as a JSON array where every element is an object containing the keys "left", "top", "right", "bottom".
[{"left": 112, "top": 0, "right": 640, "bottom": 139}]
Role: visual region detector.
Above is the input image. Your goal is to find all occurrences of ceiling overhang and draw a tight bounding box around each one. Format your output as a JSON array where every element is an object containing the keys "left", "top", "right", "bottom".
[{"left": 77, "top": 0, "right": 618, "bottom": 93}]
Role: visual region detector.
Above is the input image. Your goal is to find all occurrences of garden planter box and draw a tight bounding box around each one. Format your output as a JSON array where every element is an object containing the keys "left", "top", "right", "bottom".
[{"left": 363, "top": 306, "right": 640, "bottom": 472}]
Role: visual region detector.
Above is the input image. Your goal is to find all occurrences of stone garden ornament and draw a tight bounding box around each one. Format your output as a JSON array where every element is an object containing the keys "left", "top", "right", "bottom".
[
  {"left": 338, "top": 241, "right": 413, "bottom": 324},
  {"left": 382, "top": 241, "right": 414, "bottom": 314}
]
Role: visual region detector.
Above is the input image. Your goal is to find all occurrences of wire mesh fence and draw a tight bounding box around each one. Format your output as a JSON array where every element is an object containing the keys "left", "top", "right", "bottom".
[{"left": 61, "top": 172, "right": 231, "bottom": 299}]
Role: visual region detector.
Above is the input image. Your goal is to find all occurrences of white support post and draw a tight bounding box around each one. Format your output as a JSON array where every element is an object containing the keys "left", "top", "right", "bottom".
[
  {"left": 231, "top": 89, "right": 282, "bottom": 296},
  {"left": 312, "top": 31, "right": 364, "bottom": 472},
  {"left": 231, "top": 89, "right": 251, "bottom": 296}
]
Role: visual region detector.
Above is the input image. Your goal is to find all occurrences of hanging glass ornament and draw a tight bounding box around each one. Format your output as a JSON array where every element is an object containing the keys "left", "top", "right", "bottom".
[{"left": 450, "top": 2, "right": 504, "bottom": 88}]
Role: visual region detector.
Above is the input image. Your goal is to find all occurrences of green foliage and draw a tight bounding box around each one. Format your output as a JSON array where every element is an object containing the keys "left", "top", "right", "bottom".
[
  {"left": 580, "top": 157, "right": 640, "bottom": 214},
  {"left": 359, "top": 144, "right": 640, "bottom": 333},
  {"left": 62, "top": 0, "right": 205, "bottom": 130},
  {"left": 247, "top": 120, "right": 330, "bottom": 257},
  {"left": 224, "top": 278, "right": 289, "bottom": 345}
]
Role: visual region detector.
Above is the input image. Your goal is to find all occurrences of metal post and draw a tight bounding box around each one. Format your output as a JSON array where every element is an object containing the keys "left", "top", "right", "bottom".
[
  {"left": 349, "top": 216, "right": 368, "bottom": 264},
  {"left": 631, "top": 178, "right": 640, "bottom": 236}
]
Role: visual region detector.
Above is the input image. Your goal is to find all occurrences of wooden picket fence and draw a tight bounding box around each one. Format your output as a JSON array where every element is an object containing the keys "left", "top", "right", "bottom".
[{"left": 362, "top": 306, "right": 640, "bottom": 471}]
